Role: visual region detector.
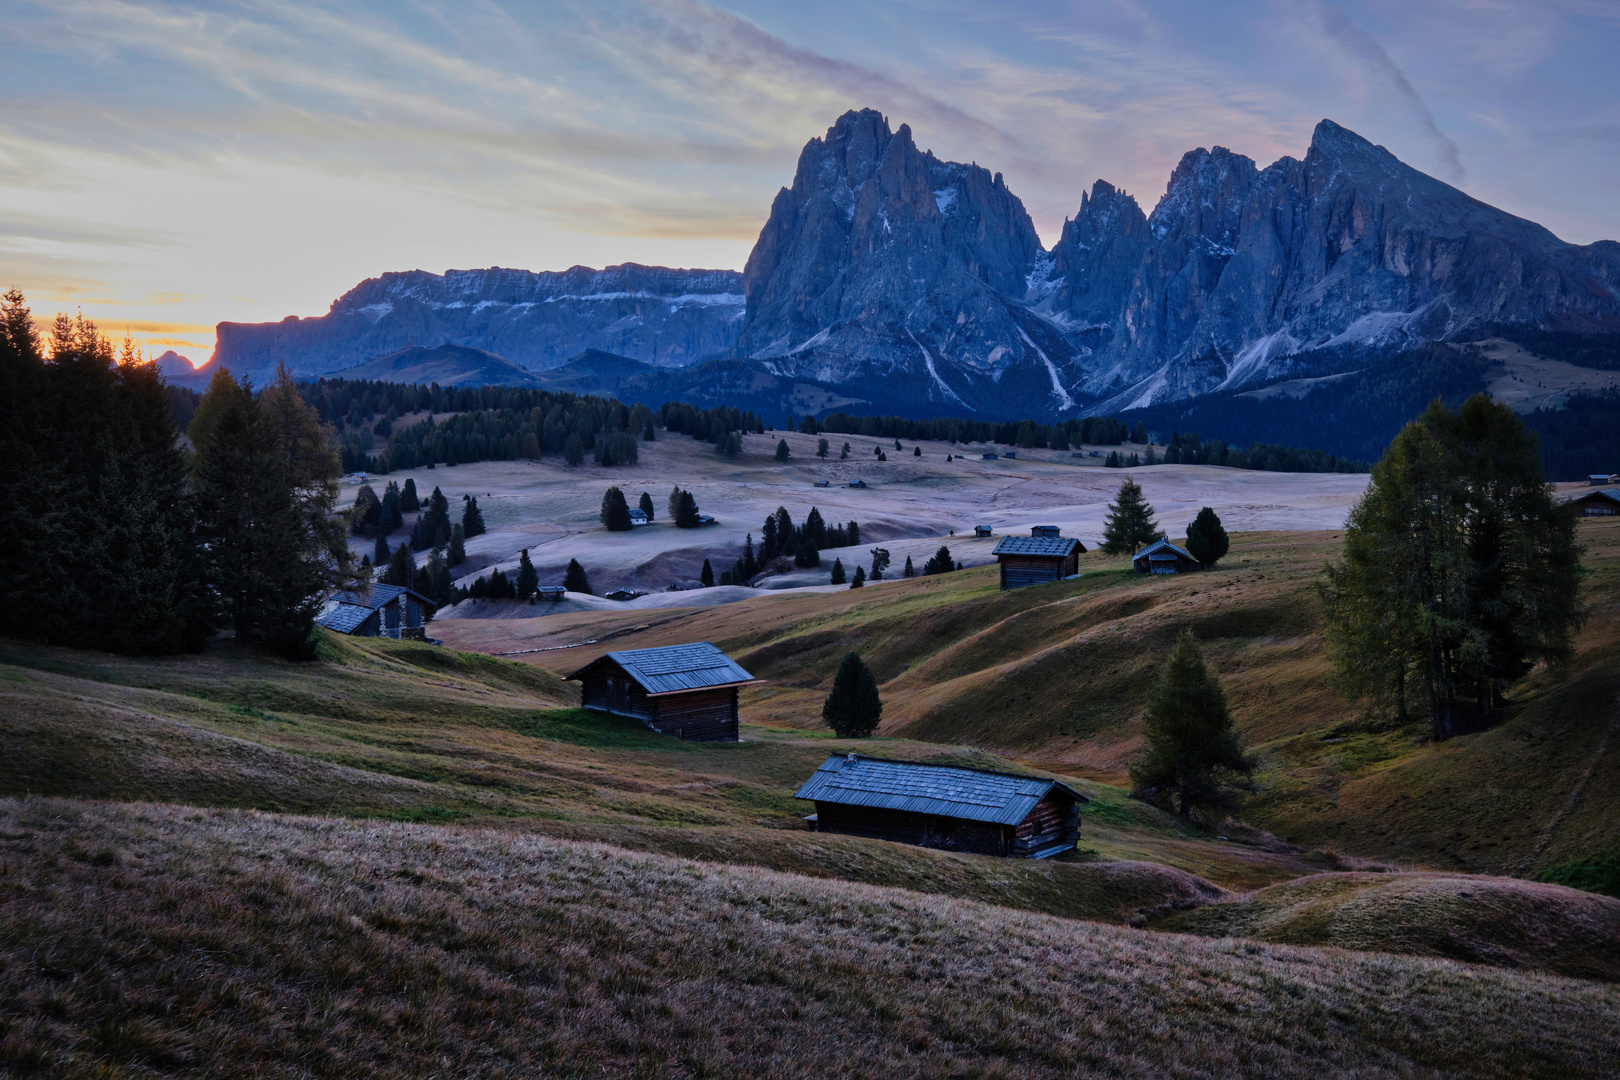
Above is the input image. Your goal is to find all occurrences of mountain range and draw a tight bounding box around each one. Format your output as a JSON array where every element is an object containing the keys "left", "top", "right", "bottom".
[{"left": 203, "top": 110, "right": 1620, "bottom": 420}]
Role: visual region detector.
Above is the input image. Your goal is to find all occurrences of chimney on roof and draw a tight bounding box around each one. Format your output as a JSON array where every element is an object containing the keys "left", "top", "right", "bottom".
[{"left": 846, "top": 752, "right": 857, "bottom": 763}]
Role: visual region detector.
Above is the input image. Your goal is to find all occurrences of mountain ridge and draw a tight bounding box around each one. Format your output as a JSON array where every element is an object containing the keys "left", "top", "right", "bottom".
[{"left": 204, "top": 112, "right": 1620, "bottom": 419}]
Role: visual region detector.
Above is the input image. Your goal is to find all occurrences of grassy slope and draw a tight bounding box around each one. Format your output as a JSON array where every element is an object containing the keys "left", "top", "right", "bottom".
[
  {"left": 3, "top": 798, "right": 1616, "bottom": 1080},
  {"left": 439, "top": 521, "right": 1620, "bottom": 880},
  {"left": 0, "top": 635, "right": 1238, "bottom": 924},
  {"left": 1154, "top": 872, "right": 1620, "bottom": 983}
]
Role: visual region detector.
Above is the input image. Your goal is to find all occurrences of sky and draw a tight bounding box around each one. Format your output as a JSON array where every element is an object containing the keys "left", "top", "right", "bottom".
[{"left": 2, "top": 0, "right": 1618, "bottom": 363}]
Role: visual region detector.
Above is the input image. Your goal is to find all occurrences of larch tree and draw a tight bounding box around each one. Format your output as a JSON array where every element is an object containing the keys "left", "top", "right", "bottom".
[{"left": 1319, "top": 395, "right": 1583, "bottom": 739}]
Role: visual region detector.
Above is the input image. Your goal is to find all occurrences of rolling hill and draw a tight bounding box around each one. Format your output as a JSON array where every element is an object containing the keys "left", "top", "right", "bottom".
[{"left": 327, "top": 343, "right": 546, "bottom": 387}]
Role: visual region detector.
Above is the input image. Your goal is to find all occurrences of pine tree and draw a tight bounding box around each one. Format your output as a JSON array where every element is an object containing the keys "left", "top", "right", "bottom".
[
  {"left": 922, "top": 545, "right": 953, "bottom": 575},
  {"left": 1101, "top": 478, "right": 1159, "bottom": 555},
  {"left": 668, "top": 485, "right": 684, "bottom": 522},
  {"left": 461, "top": 495, "right": 486, "bottom": 537},
  {"left": 913, "top": 446, "right": 921, "bottom": 456},
  {"left": 700, "top": 559, "right": 714, "bottom": 587},
  {"left": 847, "top": 521, "right": 860, "bottom": 547},
  {"left": 840, "top": 442, "right": 850, "bottom": 459},
  {"left": 1184, "top": 507, "right": 1229, "bottom": 568},
  {"left": 374, "top": 532, "right": 391, "bottom": 567},
  {"left": 850, "top": 565, "right": 866, "bottom": 588},
  {"left": 564, "top": 433, "right": 585, "bottom": 466},
  {"left": 600, "top": 486, "right": 633, "bottom": 531},
  {"left": 794, "top": 540, "right": 820, "bottom": 568},
  {"left": 742, "top": 533, "right": 757, "bottom": 579},
  {"left": 401, "top": 477, "right": 420, "bottom": 513},
  {"left": 822, "top": 653, "right": 882, "bottom": 737},
  {"left": 1132, "top": 420, "right": 1148, "bottom": 444},
  {"left": 425, "top": 547, "right": 450, "bottom": 606},
  {"left": 894, "top": 438, "right": 902, "bottom": 451},
  {"left": 351, "top": 484, "right": 381, "bottom": 534},
  {"left": 830, "top": 558, "right": 846, "bottom": 585},
  {"left": 868, "top": 547, "right": 890, "bottom": 580},
  {"left": 387, "top": 542, "right": 414, "bottom": 589},
  {"left": 775, "top": 438, "right": 791, "bottom": 462},
  {"left": 804, "top": 506, "right": 826, "bottom": 548},
  {"left": 448, "top": 523, "right": 466, "bottom": 567},
  {"left": 1129, "top": 631, "right": 1253, "bottom": 820},
  {"left": 516, "top": 548, "right": 538, "bottom": 599},
  {"left": 675, "top": 489, "right": 701, "bottom": 528},
  {"left": 903, "top": 555, "right": 914, "bottom": 578},
  {"left": 817, "top": 438, "right": 829, "bottom": 458},
  {"left": 639, "top": 491, "right": 656, "bottom": 521},
  {"left": 563, "top": 558, "right": 591, "bottom": 594},
  {"left": 381, "top": 481, "right": 402, "bottom": 531}
]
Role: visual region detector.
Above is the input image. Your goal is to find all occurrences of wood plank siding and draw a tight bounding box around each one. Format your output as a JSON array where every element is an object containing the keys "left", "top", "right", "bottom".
[
  {"left": 998, "top": 552, "right": 1077, "bottom": 589},
  {"left": 577, "top": 659, "right": 739, "bottom": 741},
  {"left": 813, "top": 803, "right": 1014, "bottom": 856}
]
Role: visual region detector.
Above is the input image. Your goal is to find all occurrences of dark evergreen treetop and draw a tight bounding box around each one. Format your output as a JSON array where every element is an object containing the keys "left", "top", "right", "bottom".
[
  {"left": 516, "top": 549, "right": 538, "bottom": 600},
  {"left": 1101, "top": 478, "right": 1159, "bottom": 555},
  {"left": 638, "top": 491, "right": 656, "bottom": 521},
  {"left": 1184, "top": 507, "right": 1229, "bottom": 568},
  {"left": 563, "top": 558, "right": 591, "bottom": 595},
  {"left": 1129, "top": 630, "right": 1253, "bottom": 820},
  {"left": 461, "top": 494, "right": 486, "bottom": 538},
  {"left": 674, "top": 489, "right": 701, "bottom": 528},
  {"left": 822, "top": 652, "right": 882, "bottom": 738},
  {"left": 600, "top": 486, "right": 633, "bottom": 531}
]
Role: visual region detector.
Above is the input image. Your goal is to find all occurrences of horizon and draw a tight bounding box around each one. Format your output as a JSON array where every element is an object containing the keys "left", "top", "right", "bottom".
[{"left": 3, "top": 1, "right": 1618, "bottom": 361}]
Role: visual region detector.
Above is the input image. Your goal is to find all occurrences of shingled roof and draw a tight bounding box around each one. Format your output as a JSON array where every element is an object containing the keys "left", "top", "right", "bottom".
[
  {"left": 567, "top": 641, "right": 756, "bottom": 696},
  {"left": 992, "top": 535, "right": 1082, "bottom": 558},
  {"left": 794, "top": 754, "right": 1087, "bottom": 826},
  {"left": 314, "top": 583, "right": 435, "bottom": 633},
  {"left": 1135, "top": 538, "right": 1196, "bottom": 561}
]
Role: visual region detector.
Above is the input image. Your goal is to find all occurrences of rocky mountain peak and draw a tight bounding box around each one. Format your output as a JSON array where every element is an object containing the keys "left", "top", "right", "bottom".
[{"left": 1148, "top": 146, "right": 1258, "bottom": 246}]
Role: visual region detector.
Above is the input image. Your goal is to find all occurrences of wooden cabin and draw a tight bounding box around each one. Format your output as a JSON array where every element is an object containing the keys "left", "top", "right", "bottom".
[
  {"left": 1031, "top": 524, "right": 1061, "bottom": 538},
  {"left": 974, "top": 524, "right": 993, "bottom": 538},
  {"left": 1590, "top": 474, "right": 1617, "bottom": 486},
  {"left": 795, "top": 753, "right": 1087, "bottom": 859},
  {"left": 534, "top": 585, "right": 566, "bottom": 602},
  {"left": 1133, "top": 538, "right": 1201, "bottom": 574},
  {"left": 315, "top": 584, "right": 435, "bottom": 639},
  {"left": 848, "top": 479, "right": 867, "bottom": 488},
  {"left": 604, "top": 588, "right": 643, "bottom": 602},
  {"left": 992, "top": 529, "right": 1083, "bottom": 590},
  {"left": 628, "top": 508, "right": 650, "bottom": 525},
  {"left": 567, "top": 642, "right": 757, "bottom": 741},
  {"left": 1570, "top": 488, "right": 1620, "bottom": 516}
]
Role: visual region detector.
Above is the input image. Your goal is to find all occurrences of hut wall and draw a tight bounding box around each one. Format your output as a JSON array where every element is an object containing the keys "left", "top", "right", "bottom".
[
  {"left": 580, "top": 663, "right": 656, "bottom": 721},
  {"left": 814, "top": 803, "right": 1011, "bottom": 856},
  {"left": 1012, "top": 792, "right": 1079, "bottom": 856},
  {"left": 998, "top": 554, "right": 1071, "bottom": 590},
  {"left": 650, "top": 687, "right": 738, "bottom": 742}
]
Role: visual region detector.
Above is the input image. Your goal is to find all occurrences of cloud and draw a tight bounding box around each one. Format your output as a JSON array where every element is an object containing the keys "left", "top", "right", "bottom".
[{"left": 1312, "top": 1, "right": 1467, "bottom": 184}]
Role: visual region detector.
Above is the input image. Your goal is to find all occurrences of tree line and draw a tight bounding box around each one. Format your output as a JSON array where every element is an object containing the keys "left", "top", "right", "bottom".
[{"left": 1, "top": 289, "right": 349, "bottom": 659}]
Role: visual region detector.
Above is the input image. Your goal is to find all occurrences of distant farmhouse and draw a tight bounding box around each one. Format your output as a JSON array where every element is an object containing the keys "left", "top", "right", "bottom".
[
  {"left": 1133, "top": 538, "right": 1202, "bottom": 574},
  {"left": 1590, "top": 474, "right": 1618, "bottom": 486},
  {"left": 568, "top": 642, "right": 757, "bottom": 742},
  {"left": 1569, "top": 488, "right": 1620, "bottom": 516},
  {"left": 992, "top": 528, "right": 1084, "bottom": 589},
  {"left": 795, "top": 753, "right": 1087, "bottom": 859},
  {"left": 315, "top": 584, "right": 435, "bottom": 639},
  {"left": 627, "top": 508, "right": 650, "bottom": 525}
]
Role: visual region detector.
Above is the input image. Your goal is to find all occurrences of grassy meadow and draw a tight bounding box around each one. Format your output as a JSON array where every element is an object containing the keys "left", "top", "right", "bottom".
[
  {"left": 441, "top": 518, "right": 1620, "bottom": 882},
  {"left": 3, "top": 521, "right": 1620, "bottom": 1075}
]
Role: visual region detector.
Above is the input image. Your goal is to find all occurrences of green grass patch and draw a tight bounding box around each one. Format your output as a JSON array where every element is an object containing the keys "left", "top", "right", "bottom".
[
  {"left": 506, "top": 707, "right": 697, "bottom": 750},
  {"left": 1538, "top": 854, "right": 1620, "bottom": 898}
]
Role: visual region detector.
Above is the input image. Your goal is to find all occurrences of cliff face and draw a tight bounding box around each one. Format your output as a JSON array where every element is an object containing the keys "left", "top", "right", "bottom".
[
  {"left": 1082, "top": 121, "right": 1620, "bottom": 407},
  {"left": 209, "top": 264, "right": 744, "bottom": 380},
  {"left": 736, "top": 109, "right": 1085, "bottom": 415},
  {"left": 210, "top": 113, "right": 1620, "bottom": 418}
]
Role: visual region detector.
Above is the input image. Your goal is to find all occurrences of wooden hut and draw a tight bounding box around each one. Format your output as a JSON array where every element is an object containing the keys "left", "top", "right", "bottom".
[
  {"left": 1589, "top": 474, "right": 1617, "bottom": 486},
  {"left": 314, "top": 584, "right": 435, "bottom": 640},
  {"left": 992, "top": 529, "right": 1083, "bottom": 590},
  {"left": 567, "top": 642, "right": 756, "bottom": 741},
  {"left": 1133, "top": 538, "right": 1201, "bottom": 574},
  {"left": 795, "top": 753, "right": 1087, "bottom": 859},
  {"left": 974, "top": 524, "right": 993, "bottom": 537},
  {"left": 1570, "top": 488, "right": 1620, "bottom": 516}
]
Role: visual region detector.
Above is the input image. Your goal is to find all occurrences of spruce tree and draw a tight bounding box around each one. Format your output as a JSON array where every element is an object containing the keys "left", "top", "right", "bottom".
[
  {"left": 923, "top": 545, "right": 953, "bottom": 575},
  {"left": 516, "top": 548, "right": 538, "bottom": 599},
  {"left": 668, "top": 485, "right": 685, "bottom": 521},
  {"left": 600, "top": 486, "right": 633, "bottom": 531},
  {"left": 1129, "top": 631, "right": 1253, "bottom": 820},
  {"left": 675, "top": 489, "right": 701, "bottom": 528},
  {"left": 1184, "top": 507, "right": 1230, "bottom": 568},
  {"left": 1101, "top": 478, "right": 1159, "bottom": 554},
  {"left": 903, "top": 555, "right": 914, "bottom": 578},
  {"left": 804, "top": 506, "right": 826, "bottom": 548},
  {"left": 387, "top": 542, "right": 414, "bottom": 589},
  {"left": 700, "top": 559, "right": 714, "bottom": 587},
  {"left": 401, "top": 477, "right": 420, "bottom": 513},
  {"left": 830, "top": 558, "right": 846, "bottom": 585},
  {"left": 840, "top": 442, "right": 850, "bottom": 459},
  {"left": 374, "top": 532, "right": 391, "bottom": 567},
  {"left": 563, "top": 558, "right": 591, "bottom": 594},
  {"left": 639, "top": 491, "right": 656, "bottom": 521},
  {"left": 775, "top": 438, "right": 791, "bottom": 462},
  {"left": 850, "top": 565, "right": 866, "bottom": 588},
  {"left": 564, "top": 434, "right": 585, "bottom": 466},
  {"left": 817, "top": 438, "right": 829, "bottom": 458},
  {"left": 461, "top": 495, "right": 487, "bottom": 538},
  {"left": 795, "top": 540, "right": 820, "bottom": 568},
  {"left": 448, "top": 523, "right": 466, "bottom": 567},
  {"left": 381, "top": 481, "right": 402, "bottom": 531},
  {"left": 742, "top": 533, "right": 758, "bottom": 579},
  {"left": 822, "top": 653, "right": 882, "bottom": 737},
  {"left": 351, "top": 484, "right": 381, "bottom": 534}
]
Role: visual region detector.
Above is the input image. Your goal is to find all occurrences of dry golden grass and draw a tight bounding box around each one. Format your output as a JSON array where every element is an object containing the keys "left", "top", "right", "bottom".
[
  {"left": 445, "top": 523, "right": 1620, "bottom": 880},
  {"left": 1154, "top": 872, "right": 1620, "bottom": 982},
  {"left": 3, "top": 798, "right": 1617, "bottom": 1080}
]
